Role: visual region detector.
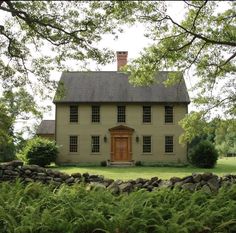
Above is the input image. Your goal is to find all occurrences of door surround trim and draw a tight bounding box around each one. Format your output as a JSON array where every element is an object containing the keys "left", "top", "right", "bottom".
[{"left": 109, "top": 125, "right": 134, "bottom": 162}]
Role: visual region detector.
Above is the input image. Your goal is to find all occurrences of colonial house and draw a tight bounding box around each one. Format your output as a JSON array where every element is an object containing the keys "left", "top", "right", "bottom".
[{"left": 48, "top": 51, "right": 190, "bottom": 165}]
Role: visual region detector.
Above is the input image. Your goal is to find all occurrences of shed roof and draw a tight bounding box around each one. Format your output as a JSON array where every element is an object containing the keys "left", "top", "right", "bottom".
[
  {"left": 54, "top": 71, "right": 190, "bottom": 103},
  {"left": 36, "top": 120, "right": 55, "bottom": 135}
]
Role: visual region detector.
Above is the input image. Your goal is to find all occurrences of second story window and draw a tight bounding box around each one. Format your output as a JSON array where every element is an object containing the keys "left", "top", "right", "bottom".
[
  {"left": 91, "top": 136, "right": 100, "bottom": 153},
  {"left": 70, "top": 105, "right": 78, "bottom": 122},
  {"left": 143, "top": 136, "right": 152, "bottom": 153},
  {"left": 165, "top": 106, "right": 173, "bottom": 123},
  {"left": 117, "top": 106, "right": 126, "bottom": 123},
  {"left": 92, "top": 106, "right": 100, "bottom": 123},
  {"left": 143, "top": 106, "right": 151, "bottom": 123}
]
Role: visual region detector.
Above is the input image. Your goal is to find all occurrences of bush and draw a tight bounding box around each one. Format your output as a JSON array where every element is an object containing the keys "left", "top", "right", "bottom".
[
  {"left": 135, "top": 161, "right": 143, "bottom": 166},
  {"left": 0, "top": 142, "right": 16, "bottom": 162},
  {"left": 188, "top": 140, "right": 218, "bottom": 168},
  {"left": 19, "top": 137, "right": 58, "bottom": 167},
  {"left": 100, "top": 161, "right": 107, "bottom": 167}
]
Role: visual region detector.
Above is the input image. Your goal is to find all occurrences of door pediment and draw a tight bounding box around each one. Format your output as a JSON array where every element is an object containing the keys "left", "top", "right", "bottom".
[{"left": 109, "top": 125, "right": 134, "bottom": 132}]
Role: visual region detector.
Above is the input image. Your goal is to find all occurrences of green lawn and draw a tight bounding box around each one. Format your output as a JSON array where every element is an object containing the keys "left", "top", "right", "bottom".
[{"left": 54, "top": 157, "right": 236, "bottom": 180}]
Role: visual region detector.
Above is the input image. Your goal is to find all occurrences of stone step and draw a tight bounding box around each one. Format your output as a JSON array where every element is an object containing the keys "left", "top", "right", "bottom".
[{"left": 108, "top": 161, "right": 135, "bottom": 167}]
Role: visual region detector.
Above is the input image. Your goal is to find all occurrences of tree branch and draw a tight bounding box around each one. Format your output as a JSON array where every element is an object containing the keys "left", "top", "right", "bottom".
[
  {"left": 191, "top": 0, "right": 208, "bottom": 31},
  {"left": 166, "top": 15, "right": 236, "bottom": 47},
  {"left": 168, "top": 36, "right": 196, "bottom": 51},
  {"left": 186, "top": 42, "right": 207, "bottom": 70},
  {"left": 221, "top": 52, "right": 236, "bottom": 67},
  {"left": 0, "top": 2, "right": 87, "bottom": 45}
]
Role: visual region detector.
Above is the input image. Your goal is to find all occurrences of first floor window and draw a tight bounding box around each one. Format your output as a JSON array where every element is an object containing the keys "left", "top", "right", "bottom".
[
  {"left": 70, "top": 105, "right": 78, "bottom": 122},
  {"left": 143, "top": 136, "right": 152, "bottom": 153},
  {"left": 91, "top": 136, "right": 100, "bottom": 153},
  {"left": 165, "top": 136, "right": 173, "bottom": 153},
  {"left": 69, "top": 136, "right": 78, "bottom": 152}
]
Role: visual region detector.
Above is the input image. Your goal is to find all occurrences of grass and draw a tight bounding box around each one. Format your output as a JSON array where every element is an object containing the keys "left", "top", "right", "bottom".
[{"left": 53, "top": 157, "right": 236, "bottom": 180}]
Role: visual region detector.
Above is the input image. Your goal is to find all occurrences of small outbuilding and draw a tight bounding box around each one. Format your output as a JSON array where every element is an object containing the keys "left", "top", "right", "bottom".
[{"left": 36, "top": 120, "right": 55, "bottom": 141}]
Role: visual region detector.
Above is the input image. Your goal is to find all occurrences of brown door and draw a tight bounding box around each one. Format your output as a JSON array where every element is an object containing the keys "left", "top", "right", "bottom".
[{"left": 114, "top": 137, "right": 129, "bottom": 161}]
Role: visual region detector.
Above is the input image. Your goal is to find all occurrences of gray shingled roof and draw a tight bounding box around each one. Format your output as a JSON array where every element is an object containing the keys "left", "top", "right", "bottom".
[
  {"left": 36, "top": 120, "right": 55, "bottom": 135},
  {"left": 54, "top": 71, "right": 190, "bottom": 103}
]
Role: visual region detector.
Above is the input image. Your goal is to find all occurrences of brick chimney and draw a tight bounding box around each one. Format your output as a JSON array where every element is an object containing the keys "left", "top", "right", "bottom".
[{"left": 116, "top": 51, "right": 128, "bottom": 71}]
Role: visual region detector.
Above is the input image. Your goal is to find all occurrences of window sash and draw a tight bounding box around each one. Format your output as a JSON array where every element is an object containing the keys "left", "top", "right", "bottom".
[
  {"left": 69, "top": 136, "right": 78, "bottom": 152},
  {"left": 165, "top": 106, "right": 173, "bottom": 123},
  {"left": 143, "top": 136, "right": 152, "bottom": 153},
  {"left": 70, "top": 106, "right": 78, "bottom": 122},
  {"left": 91, "top": 106, "right": 100, "bottom": 123},
  {"left": 91, "top": 136, "right": 100, "bottom": 153},
  {"left": 117, "top": 106, "right": 126, "bottom": 122},
  {"left": 165, "top": 136, "right": 173, "bottom": 153},
  {"left": 143, "top": 106, "right": 151, "bottom": 123}
]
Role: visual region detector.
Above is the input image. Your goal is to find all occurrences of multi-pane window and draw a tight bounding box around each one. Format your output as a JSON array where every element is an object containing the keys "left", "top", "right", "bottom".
[
  {"left": 91, "top": 136, "right": 100, "bottom": 153},
  {"left": 69, "top": 136, "right": 78, "bottom": 152},
  {"left": 143, "top": 106, "right": 151, "bottom": 123},
  {"left": 91, "top": 106, "right": 100, "bottom": 123},
  {"left": 70, "top": 105, "right": 78, "bottom": 122},
  {"left": 165, "top": 136, "right": 174, "bottom": 153},
  {"left": 117, "top": 106, "right": 126, "bottom": 123},
  {"left": 143, "top": 136, "right": 152, "bottom": 153},
  {"left": 165, "top": 106, "right": 173, "bottom": 123}
]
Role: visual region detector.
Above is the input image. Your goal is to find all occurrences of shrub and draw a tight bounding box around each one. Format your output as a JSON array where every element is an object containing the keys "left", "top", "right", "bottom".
[
  {"left": 100, "top": 160, "right": 107, "bottom": 167},
  {"left": 19, "top": 137, "right": 58, "bottom": 167},
  {"left": 188, "top": 140, "right": 218, "bottom": 168},
  {"left": 135, "top": 161, "right": 143, "bottom": 166},
  {"left": 0, "top": 142, "right": 15, "bottom": 162}
]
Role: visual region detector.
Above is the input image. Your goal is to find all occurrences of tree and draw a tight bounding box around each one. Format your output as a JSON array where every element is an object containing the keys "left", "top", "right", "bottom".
[
  {"left": 125, "top": 1, "right": 236, "bottom": 141},
  {"left": 0, "top": 103, "right": 15, "bottom": 162},
  {"left": 215, "top": 119, "right": 236, "bottom": 156},
  {"left": 0, "top": 1, "right": 142, "bottom": 94}
]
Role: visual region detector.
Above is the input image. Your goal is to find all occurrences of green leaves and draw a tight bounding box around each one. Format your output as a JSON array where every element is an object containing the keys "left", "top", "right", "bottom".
[
  {"left": 0, "top": 181, "right": 235, "bottom": 232},
  {"left": 19, "top": 137, "right": 58, "bottom": 167},
  {"left": 126, "top": 1, "right": 236, "bottom": 121}
]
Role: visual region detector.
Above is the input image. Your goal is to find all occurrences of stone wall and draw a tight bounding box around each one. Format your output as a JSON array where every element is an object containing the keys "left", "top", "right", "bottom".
[{"left": 0, "top": 160, "right": 235, "bottom": 195}]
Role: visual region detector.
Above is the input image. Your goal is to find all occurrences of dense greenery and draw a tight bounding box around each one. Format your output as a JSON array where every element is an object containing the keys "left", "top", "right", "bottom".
[
  {"left": 0, "top": 103, "right": 15, "bottom": 162},
  {"left": 188, "top": 140, "right": 219, "bottom": 168},
  {"left": 19, "top": 137, "right": 58, "bottom": 167},
  {"left": 215, "top": 119, "right": 236, "bottom": 156},
  {"left": 0, "top": 181, "right": 235, "bottom": 233}
]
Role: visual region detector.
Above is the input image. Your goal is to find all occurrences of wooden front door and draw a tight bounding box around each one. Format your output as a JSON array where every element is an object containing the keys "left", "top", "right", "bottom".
[
  {"left": 114, "top": 137, "right": 129, "bottom": 161},
  {"left": 109, "top": 125, "right": 134, "bottom": 162}
]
